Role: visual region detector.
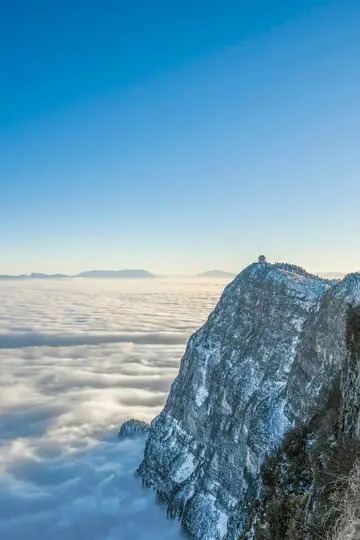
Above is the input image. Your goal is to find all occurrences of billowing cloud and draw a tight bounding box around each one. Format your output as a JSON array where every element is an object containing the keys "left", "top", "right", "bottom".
[
  {"left": 0, "top": 331, "right": 188, "bottom": 349},
  {"left": 0, "top": 277, "right": 227, "bottom": 539}
]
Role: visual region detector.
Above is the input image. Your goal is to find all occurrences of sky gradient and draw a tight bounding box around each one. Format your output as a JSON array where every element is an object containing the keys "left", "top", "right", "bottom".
[{"left": 1, "top": 0, "right": 360, "bottom": 274}]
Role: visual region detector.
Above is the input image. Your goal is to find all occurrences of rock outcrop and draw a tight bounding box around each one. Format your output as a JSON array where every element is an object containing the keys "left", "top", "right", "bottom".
[
  {"left": 139, "top": 262, "right": 360, "bottom": 540},
  {"left": 118, "top": 419, "right": 149, "bottom": 440}
]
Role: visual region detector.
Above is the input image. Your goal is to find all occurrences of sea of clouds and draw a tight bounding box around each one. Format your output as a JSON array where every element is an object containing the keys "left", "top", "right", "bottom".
[{"left": 0, "top": 277, "right": 228, "bottom": 539}]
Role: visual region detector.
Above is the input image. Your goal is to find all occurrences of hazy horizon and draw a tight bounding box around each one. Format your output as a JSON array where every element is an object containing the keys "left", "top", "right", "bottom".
[{"left": 0, "top": 261, "right": 356, "bottom": 278}]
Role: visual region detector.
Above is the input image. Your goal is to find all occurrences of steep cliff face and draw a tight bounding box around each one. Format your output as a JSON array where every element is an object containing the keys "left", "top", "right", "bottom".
[
  {"left": 339, "top": 305, "right": 360, "bottom": 441},
  {"left": 138, "top": 263, "right": 360, "bottom": 540},
  {"left": 285, "top": 274, "right": 360, "bottom": 425},
  {"left": 249, "top": 304, "right": 360, "bottom": 540}
]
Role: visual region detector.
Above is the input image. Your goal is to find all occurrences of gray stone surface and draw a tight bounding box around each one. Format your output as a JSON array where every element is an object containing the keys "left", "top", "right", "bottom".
[
  {"left": 118, "top": 419, "right": 149, "bottom": 440},
  {"left": 139, "top": 262, "right": 360, "bottom": 540}
]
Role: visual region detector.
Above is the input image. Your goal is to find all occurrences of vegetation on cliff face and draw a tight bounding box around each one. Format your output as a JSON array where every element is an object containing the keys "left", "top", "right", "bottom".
[
  {"left": 248, "top": 407, "right": 360, "bottom": 540},
  {"left": 330, "top": 459, "right": 360, "bottom": 540}
]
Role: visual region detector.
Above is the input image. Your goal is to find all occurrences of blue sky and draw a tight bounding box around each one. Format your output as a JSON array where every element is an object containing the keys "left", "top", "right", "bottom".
[{"left": 1, "top": 0, "right": 359, "bottom": 274}]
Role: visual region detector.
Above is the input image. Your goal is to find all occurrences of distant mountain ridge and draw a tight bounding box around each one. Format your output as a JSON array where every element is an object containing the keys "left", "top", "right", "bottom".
[
  {"left": 0, "top": 273, "right": 69, "bottom": 280},
  {"left": 77, "top": 269, "right": 155, "bottom": 279},
  {"left": 0, "top": 268, "right": 353, "bottom": 281},
  {"left": 0, "top": 269, "right": 156, "bottom": 280}
]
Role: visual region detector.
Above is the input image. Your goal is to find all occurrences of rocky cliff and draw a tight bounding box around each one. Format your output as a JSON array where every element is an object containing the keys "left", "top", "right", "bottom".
[
  {"left": 249, "top": 304, "right": 360, "bottom": 540},
  {"left": 118, "top": 419, "right": 149, "bottom": 439},
  {"left": 138, "top": 262, "right": 360, "bottom": 540}
]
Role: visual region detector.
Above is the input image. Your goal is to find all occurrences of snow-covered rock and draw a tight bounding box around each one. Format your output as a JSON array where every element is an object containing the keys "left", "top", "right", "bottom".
[
  {"left": 118, "top": 419, "right": 149, "bottom": 440},
  {"left": 140, "top": 262, "right": 360, "bottom": 539}
]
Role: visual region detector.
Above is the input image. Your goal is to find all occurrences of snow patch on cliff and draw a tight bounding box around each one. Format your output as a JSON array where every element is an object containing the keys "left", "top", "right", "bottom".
[
  {"left": 174, "top": 453, "right": 196, "bottom": 483},
  {"left": 216, "top": 509, "right": 229, "bottom": 539},
  {"left": 195, "top": 385, "right": 209, "bottom": 407},
  {"left": 194, "top": 347, "right": 212, "bottom": 407}
]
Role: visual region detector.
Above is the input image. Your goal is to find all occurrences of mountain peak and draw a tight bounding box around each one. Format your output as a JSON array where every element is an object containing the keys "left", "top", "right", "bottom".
[
  {"left": 333, "top": 272, "right": 360, "bottom": 304},
  {"left": 234, "top": 261, "right": 329, "bottom": 301}
]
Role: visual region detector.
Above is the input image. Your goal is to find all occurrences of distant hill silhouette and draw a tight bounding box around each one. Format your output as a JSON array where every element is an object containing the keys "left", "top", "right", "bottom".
[
  {"left": 198, "top": 270, "right": 235, "bottom": 278},
  {"left": 0, "top": 268, "right": 351, "bottom": 282},
  {"left": 30, "top": 273, "right": 69, "bottom": 279},
  {"left": 0, "top": 273, "right": 69, "bottom": 280},
  {"left": 76, "top": 269, "right": 156, "bottom": 279},
  {"left": 0, "top": 269, "right": 156, "bottom": 280}
]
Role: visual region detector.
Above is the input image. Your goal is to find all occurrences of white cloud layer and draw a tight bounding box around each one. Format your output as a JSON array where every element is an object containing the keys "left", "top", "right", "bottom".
[{"left": 0, "top": 277, "right": 228, "bottom": 539}]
